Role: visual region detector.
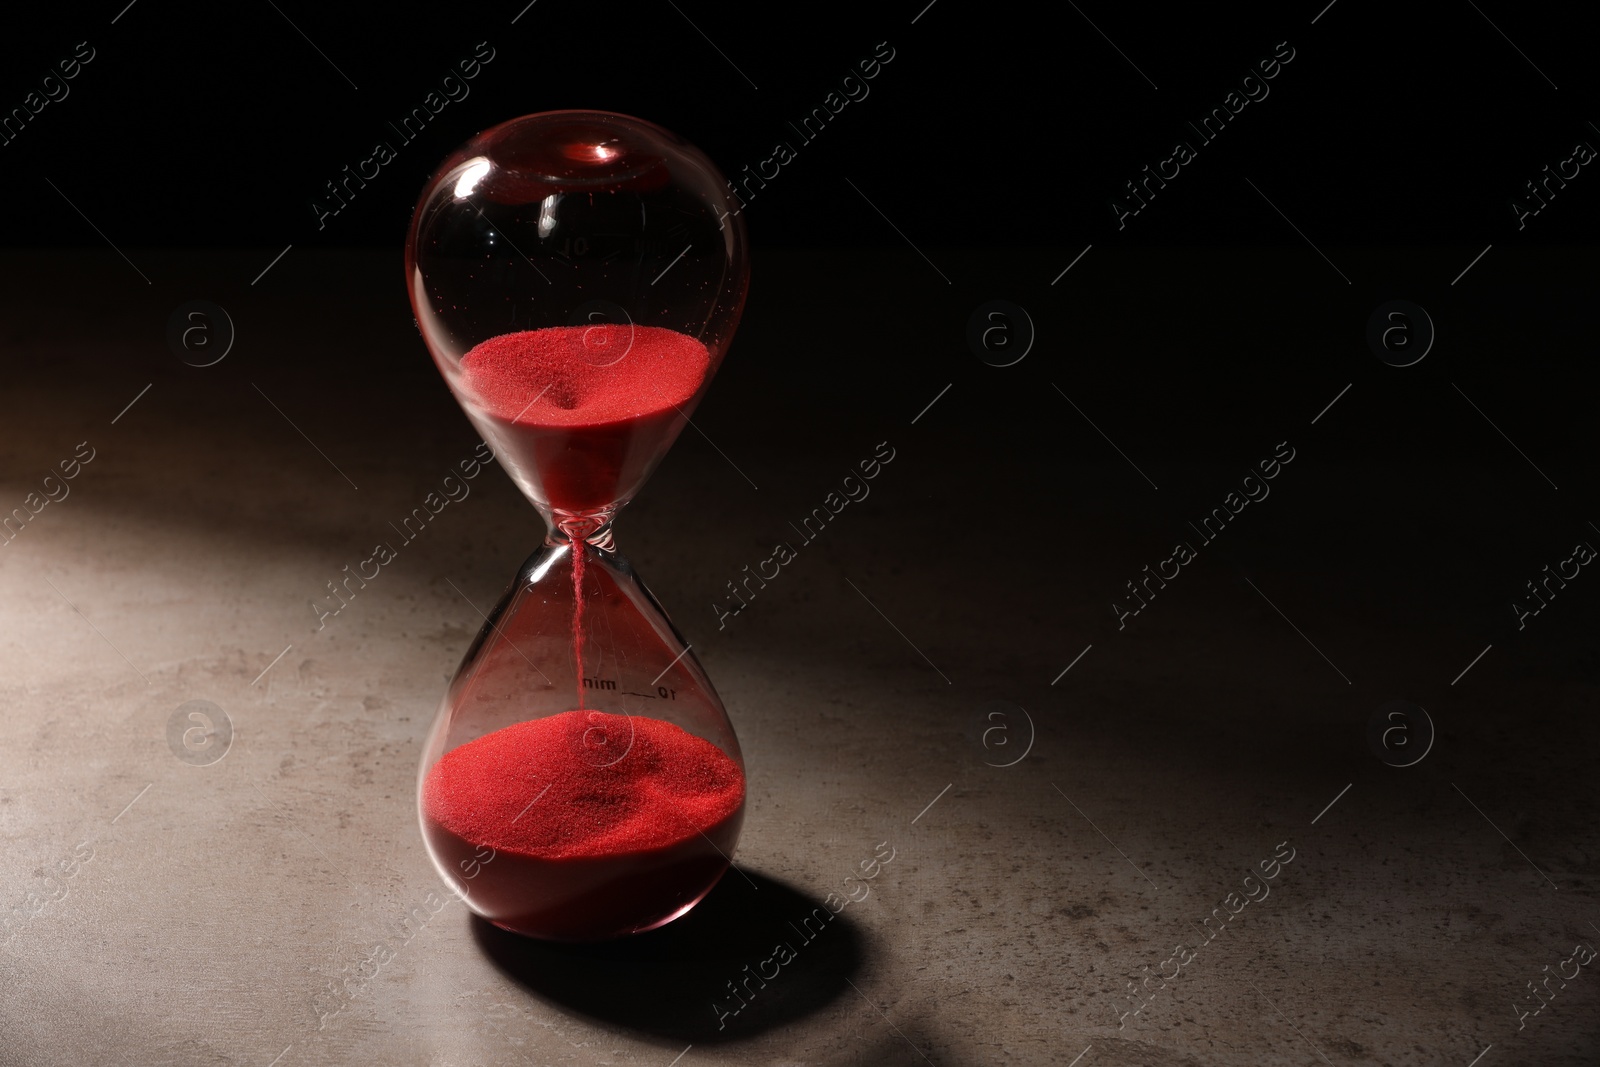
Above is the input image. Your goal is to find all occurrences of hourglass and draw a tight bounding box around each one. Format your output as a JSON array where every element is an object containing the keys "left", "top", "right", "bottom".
[{"left": 406, "top": 110, "right": 749, "bottom": 941}]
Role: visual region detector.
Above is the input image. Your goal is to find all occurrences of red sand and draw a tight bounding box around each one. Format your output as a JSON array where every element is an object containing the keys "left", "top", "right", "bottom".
[
  {"left": 570, "top": 537, "right": 587, "bottom": 709},
  {"left": 459, "top": 325, "right": 710, "bottom": 513},
  {"left": 421, "top": 711, "right": 744, "bottom": 939}
]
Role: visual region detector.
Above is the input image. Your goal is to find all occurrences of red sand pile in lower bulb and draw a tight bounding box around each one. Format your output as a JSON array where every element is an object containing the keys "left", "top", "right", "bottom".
[
  {"left": 459, "top": 324, "right": 710, "bottom": 513},
  {"left": 421, "top": 710, "right": 745, "bottom": 940}
]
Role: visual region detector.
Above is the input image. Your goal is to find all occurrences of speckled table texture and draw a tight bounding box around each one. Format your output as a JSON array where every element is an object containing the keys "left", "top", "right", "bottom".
[{"left": 0, "top": 249, "right": 1595, "bottom": 1066}]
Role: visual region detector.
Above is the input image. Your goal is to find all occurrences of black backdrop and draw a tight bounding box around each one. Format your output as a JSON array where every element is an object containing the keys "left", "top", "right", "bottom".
[
  {"left": 1, "top": 0, "right": 1595, "bottom": 603},
  {"left": 4, "top": 0, "right": 1598, "bottom": 248}
]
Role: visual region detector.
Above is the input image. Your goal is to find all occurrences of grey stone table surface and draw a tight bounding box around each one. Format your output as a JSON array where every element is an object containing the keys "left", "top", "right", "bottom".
[{"left": 0, "top": 249, "right": 1595, "bottom": 1066}]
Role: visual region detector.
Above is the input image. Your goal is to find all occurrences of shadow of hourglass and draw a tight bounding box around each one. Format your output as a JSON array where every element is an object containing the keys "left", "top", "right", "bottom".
[{"left": 471, "top": 869, "right": 865, "bottom": 1042}]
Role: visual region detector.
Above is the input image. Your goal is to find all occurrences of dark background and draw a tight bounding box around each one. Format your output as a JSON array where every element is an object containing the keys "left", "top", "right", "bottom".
[
  {"left": 4, "top": 2, "right": 1595, "bottom": 435},
  {"left": 5, "top": 0, "right": 1598, "bottom": 248},
  {"left": 3, "top": 0, "right": 1594, "bottom": 630},
  {"left": 12, "top": 1, "right": 1600, "bottom": 246}
]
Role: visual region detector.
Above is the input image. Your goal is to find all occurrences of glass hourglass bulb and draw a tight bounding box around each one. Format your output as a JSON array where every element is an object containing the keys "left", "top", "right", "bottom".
[{"left": 405, "top": 110, "right": 750, "bottom": 941}]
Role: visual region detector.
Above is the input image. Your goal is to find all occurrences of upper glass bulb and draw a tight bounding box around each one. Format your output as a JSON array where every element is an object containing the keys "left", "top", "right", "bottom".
[{"left": 405, "top": 110, "right": 749, "bottom": 531}]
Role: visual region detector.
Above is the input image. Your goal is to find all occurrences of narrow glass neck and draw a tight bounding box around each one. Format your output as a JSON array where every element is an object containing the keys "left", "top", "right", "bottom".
[{"left": 545, "top": 506, "right": 619, "bottom": 552}]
